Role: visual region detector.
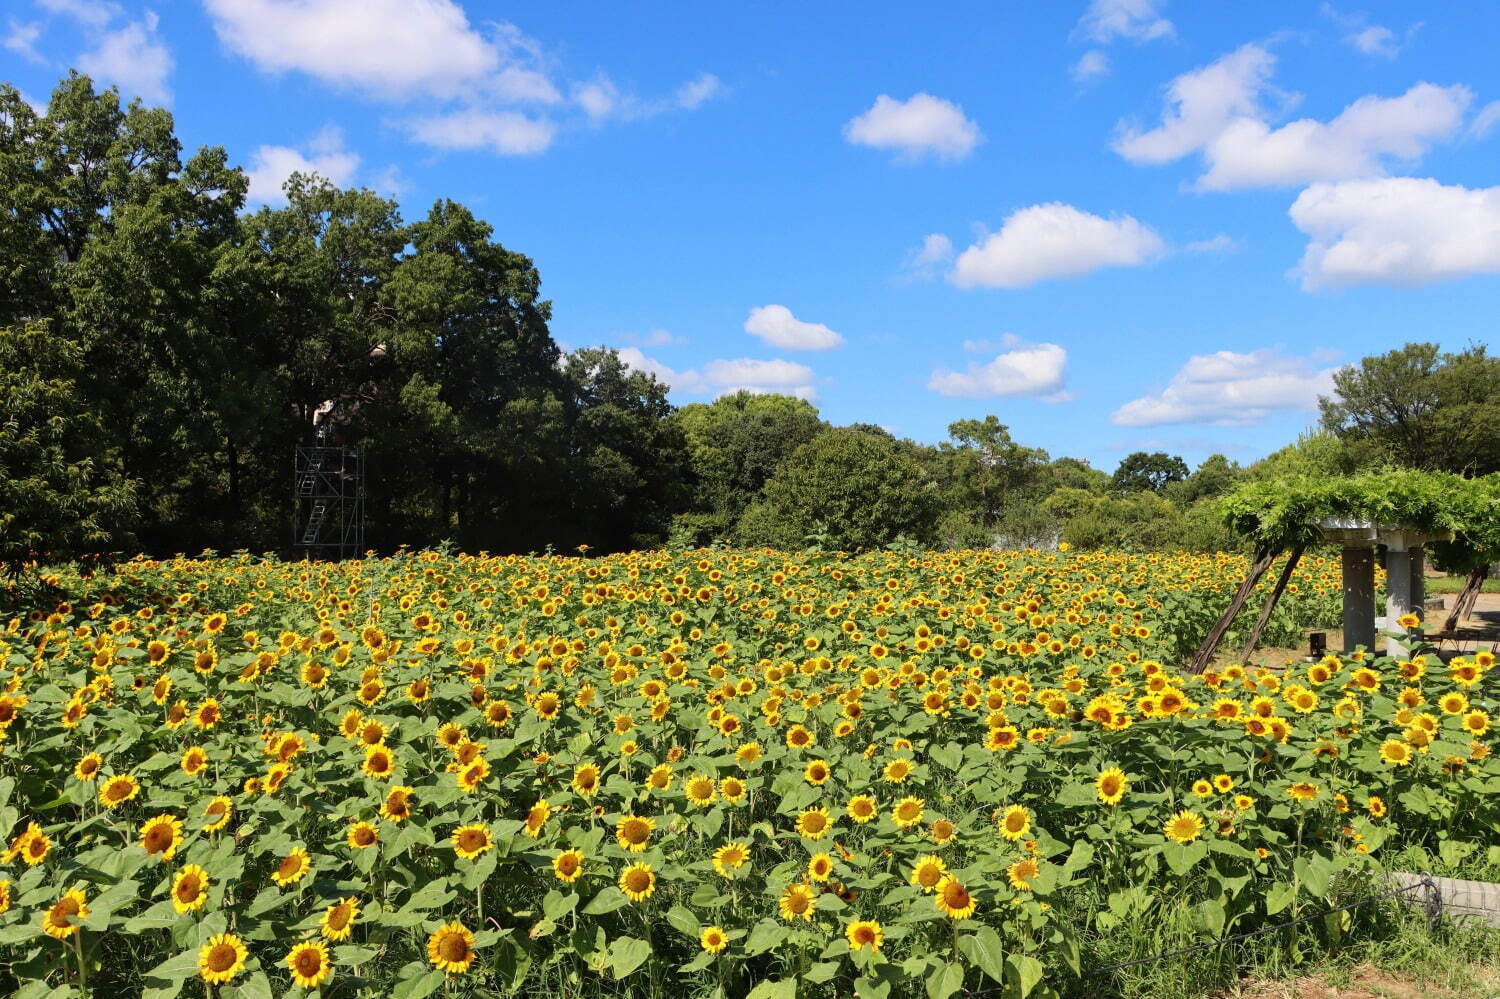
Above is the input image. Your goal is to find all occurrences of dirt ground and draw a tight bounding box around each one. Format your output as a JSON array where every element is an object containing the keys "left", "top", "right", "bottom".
[
  {"left": 1212, "top": 591, "right": 1500, "bottom": 673},
  {"left": 1226, "top": 963, "right": 1500, "bottom": 999}
]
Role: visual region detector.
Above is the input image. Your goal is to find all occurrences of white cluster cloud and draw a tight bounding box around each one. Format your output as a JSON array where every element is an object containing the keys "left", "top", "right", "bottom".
[
  {"left": 950, "top": 202, "right": 1164, "bottom": 289},
  {"left": 1071, "top": 50, "right": 1110, "bottom": 83},
  {"left": 844, "top": 94, "right": 981, "bottom": 162},
  {"left": 1289, "top": 177, "right": 1500, "bottom": 289},
  {"left": 203, "top": 0, "right": 517, "bottom": 100},
  {"left": 903, "top": 233, "right": 955, "bottom": 280},
  {"left": 743, "top": 305, "right": 843, "bottom": 351},
  {"left": 928, "top": 337, "right": 1069, "bottom": 399},
  {"left": 1070, "top": 0, "right": 1173, "bottom": 83},
  {"left": 202, "top": 0, "right": 719, "bottom": 157},
  {"left": 1185, "top": 233, "right": 1237, "bottom": 254},
  {"left": 618, "top": 349, "right": 818, "bottom": 400},
  {"left": 29, "top": 0, "right": 174, "bottom": 103},
  {"left": 574, "top": 72, "right": 724, "bottom": 123},
  {"left": 1074, "top": 0, "right": 1175, "bottom": 44},
  {"left": 1321, "top": 4, "right": 1409, "bottom": 59},
  {"left": 245, "top": 126, "right": 362, "bottom": 205},
  {"left": 1115, "top": 44, "right": 1471, "bottom": 189},
  {"left": 403, "top": 109, "right": 557, "bottom": 156},
  {"left": 3, "top": 19, "right": 45, "bottom": 63},
  {"left": 1112, "top": 349, "right": 1337, "bottom": 426}
]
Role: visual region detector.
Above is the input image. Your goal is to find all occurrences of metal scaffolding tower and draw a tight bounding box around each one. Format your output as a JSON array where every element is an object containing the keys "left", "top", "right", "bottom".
[{"left": 294, "top": 421, "right": 364, "bottom": 559}]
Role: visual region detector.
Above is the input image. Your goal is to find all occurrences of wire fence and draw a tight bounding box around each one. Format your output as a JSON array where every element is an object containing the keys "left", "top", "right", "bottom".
[{"left": 962, "top": 872, "right": 1442, "bottom": 996}]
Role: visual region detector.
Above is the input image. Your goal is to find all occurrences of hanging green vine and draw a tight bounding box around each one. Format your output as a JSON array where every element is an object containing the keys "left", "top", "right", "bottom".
[{"left": 1217, "top": 469, "right": 1500, "bottom": 564}]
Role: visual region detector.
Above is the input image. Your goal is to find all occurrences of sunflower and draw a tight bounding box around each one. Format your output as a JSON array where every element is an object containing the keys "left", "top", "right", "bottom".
[
  {"left": 523, "top": 799, "right": 550, "bottom": 838},
  {"left": 10, "top": 822, "right": 49, "bottom": 866},
  {"left": 617, "top": 815, "right": 655, "bottom": 852},
  {"left": 572, "top": 764, "right": 601, "bottom": 797},
  {"left": 1192, "top": 779, "right": 1215, "bottom": 798},
  {"left": 998, "top": 805, "right": 1031, "bottom": 841},
  {"left": 778, "top": 882, "right": 816, "bottom": 921},
  {"left": 99, "top": 773, "right": 140, "bottom": 809},
  {"left": 346, "top": 821, "right": 379, "bottom": 850},
  {"left": 1095, "top": 767, "right": 1128, "bottom": 805},
  {"left": 804, "top": 759, "right": 831, "bottom": 785},
  {"left": 891, "top": 796, "right": 924, "bottom": 830},
  {"left": 455, "top": 758, "right": 490, "bottom": 793},
  {"left": 1463, "top": 710, "right": 1491, "bottom": 735},
  {"left": 910, "top": 854, "right": 948, "bottom": 892},
  {"left": 198, "top": 933, "right": 248, "bottom": 984},
  {"left": 845, "top": 919, "right": 884, "bottom": 952},
  {"left": 1163, "top": 810, "right": 1204, "bottom": 844},
  {"left": 712, "top": 841, "right": 749, "bottom": 876},
  {"left": 202, "top": 795, "right": 234, "bottom": 833},
  {"left": 934, "top": 876, "right": 976, "bottom": 919},
  {"left": 795, "top": 806, "right": 832, "bottom": 840},
  {"left": 1286, "top": 781, "right": 1320, "bottom": 804},
  {"left": 700, "top": 925, "right": 729, "bottom": 954},
  {"left": 171, "top": 865, "right": 210, "bottom": 914},
  {"left": 286, "top": 940, "right": 332, "bottom": 989},
  {"left": 1213, "top": 774, "right": 1235, "bottom": 793},
  {"left": 619, "top": 862, "right": 657, "bottom": 902},
  {"left": 320, "top": 897, "right": 361, "bottom": 940},
  {"left": 882, "top": 757, "right": 913, "bottom": 783},
  {"left": 735, "top": 741, "right": 762, "bottom": 766},
  {"left": 42, "top": 888, "right": 89, "bottom": 939},
  {"left": 720, "top": 776, "right": 748, "bottom": 804},
  {"left": 193, "top": 698, "right": 221, "bottom": 730},
  {"left": 452, "top": 824, "right": 494, "bottom": 860},
  {"left": 807, "top": 853, "right": 834, "bottom": 882},
  {"left": 74, "top": 752, "right": 103, "bottom": 782},
  {"left": 140, "top": 814, "right": 183, "bottom": 861},
  {"left": 0, "top": 880, "right": 10, "bottom": 915},
  {"left": 382, "top": 786, "right": 415, "bottom": 823},
  {"left": 271, "top": 847, "right": 312, "bottom": 887},
  {"left": 1007, "top": 856, "right": 1041, "bottom": 891},
  {"left": 1379, "top": 739, "right": 1413, "bottom": 766},
  {"left": 930, "top": 818, "right": 957, "bottom": 846},
  {"left": 361, "top": 744, "right": 395, "bottom": 780},
  {"left": 847, "top": 795, "right": 878, "bottom": 824},
  {"left": 179, "top": 746, "right": 208, "bottom": 777},
  {"left": 685, "top": 775, "right": 717, "bottom": 807},
  {"left": 427, "top": 921, "right": 477, "bottom": 974},
  {"left": 553, "top": 849, "right": 585, "bottom": 883}
]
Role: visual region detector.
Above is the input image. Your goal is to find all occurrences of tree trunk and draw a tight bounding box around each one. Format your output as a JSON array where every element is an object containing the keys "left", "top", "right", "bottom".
[
  {"left": 1443, "top": 566, "right": 1489, "bottom": 632},
  {"left": 1240, "top": 545, "right": 1304, "bottom": 660},
  {"left": 226, "top": 439, "right": 241, "bottom": 524},
  {"left": 1188, "top": 541, "right": 1279, "bottom": 674}
]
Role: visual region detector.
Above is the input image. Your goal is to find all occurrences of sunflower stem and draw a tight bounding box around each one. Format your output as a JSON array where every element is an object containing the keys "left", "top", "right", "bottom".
[{"left": 71, "top": 930, "right": 88, "bottom": 999}]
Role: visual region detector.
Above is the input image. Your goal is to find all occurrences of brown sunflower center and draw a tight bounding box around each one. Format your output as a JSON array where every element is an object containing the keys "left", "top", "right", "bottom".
[
  {"left": 439, "top": 934, "right": 469, "bottom": 962},
  {"left": 207, "top": 943, "right": 238, "bottom": 972}
]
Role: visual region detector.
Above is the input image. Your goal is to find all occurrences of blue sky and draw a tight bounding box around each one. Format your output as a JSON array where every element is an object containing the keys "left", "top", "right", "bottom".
[{"left": 6, "top": 1, "right": 1500, "bottom": 472}]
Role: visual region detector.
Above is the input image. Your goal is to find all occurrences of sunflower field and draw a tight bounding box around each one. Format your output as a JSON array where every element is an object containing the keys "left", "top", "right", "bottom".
[{"left": 0, "top": 547, "right": 1492, "bottom": 999}]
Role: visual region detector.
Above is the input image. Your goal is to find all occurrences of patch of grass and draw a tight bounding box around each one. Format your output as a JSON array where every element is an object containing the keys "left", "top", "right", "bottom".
[{"left": 1425, "top": 574, "right": 1500, "bottom": 595}]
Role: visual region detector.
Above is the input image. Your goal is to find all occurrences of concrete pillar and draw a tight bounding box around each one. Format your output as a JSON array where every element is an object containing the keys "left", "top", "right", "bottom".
[
  {"left": 1385, "top": 545, "right": 1413, "bottom": 658},
  {"left": 1342, "top": 544, "right": 1376, "bottom": 654},
  {"left": 1409, "top": 545, "right": 1425, "bottom": 619}
]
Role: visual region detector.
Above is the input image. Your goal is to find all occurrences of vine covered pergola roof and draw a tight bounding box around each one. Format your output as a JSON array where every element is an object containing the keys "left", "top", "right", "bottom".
[{"left": 1218, "top": 469, "right": 1500, "bottom": 563}]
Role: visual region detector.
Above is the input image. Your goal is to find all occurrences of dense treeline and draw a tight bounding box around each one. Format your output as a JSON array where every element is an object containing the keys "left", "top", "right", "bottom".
[{"left": 4, "top": 74, "right": 1498, "bottom": 571}]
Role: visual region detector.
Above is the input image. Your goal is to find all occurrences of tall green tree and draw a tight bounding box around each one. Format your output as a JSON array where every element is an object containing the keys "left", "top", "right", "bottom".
[
  {"left": 1112, "top": 451, "right": 1189, "bottom": 494},
  {"left": 673, "top": 392, "right": 826, "bottom": 543},
  {"left": 0, "top": 321, "right": 136, "bottom": 574},
  {"left": 1319, "top": 342, "right": 1500, "bottom": 475},
  {"left": 737, "top": 428, "right": 938, "bottom": 550}
]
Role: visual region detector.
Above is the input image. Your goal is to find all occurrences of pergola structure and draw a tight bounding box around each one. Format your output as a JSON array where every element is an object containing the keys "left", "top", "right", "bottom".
[
  {"left": 1187, "top": 469, "right": 1500, "bottom": 673},
  {"left": 1316, "top": 518, "right": 1448, "bottom": 657}
]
